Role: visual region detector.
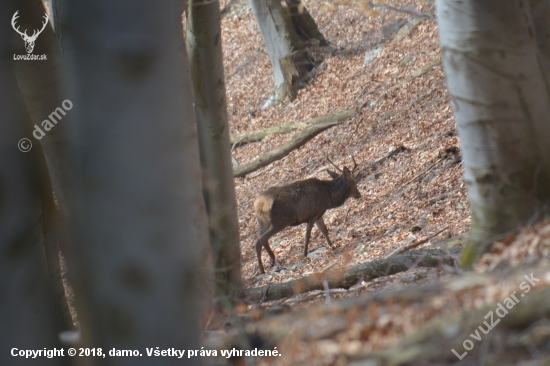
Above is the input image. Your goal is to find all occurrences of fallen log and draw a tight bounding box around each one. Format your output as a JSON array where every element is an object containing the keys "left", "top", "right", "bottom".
[
  {"left": 244, "top": 246, "right": 460, "bottom": 302},
  {"left": 233, "top": 120, "right": 341, "bottom": 178},
  {"left": 229, "top": 109, "right": 355, "bottom": 146}
]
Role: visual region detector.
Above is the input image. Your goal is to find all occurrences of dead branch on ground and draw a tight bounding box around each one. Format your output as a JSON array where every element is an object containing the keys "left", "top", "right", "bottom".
[
  {"left": 233, "top": 120, "right": 342, "bottom": 178},
  {"left": 384, "top": 227, "right": 448, "bottom": 259},
  {"left": 229, "top": 109, "right": 355, "bottom": 146},
  {"left": 367, "top": 2, "right": 435, "bottom": 20}
]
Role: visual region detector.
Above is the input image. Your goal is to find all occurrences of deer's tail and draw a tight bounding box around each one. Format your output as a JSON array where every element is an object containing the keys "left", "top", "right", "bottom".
[{"left": 254, "top": 195, "right": 273, "bottom": 227}]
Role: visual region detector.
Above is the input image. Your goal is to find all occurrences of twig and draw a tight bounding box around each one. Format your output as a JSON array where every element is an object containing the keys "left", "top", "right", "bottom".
[
  {"left": 384, "top": 227, "right": 448, "bottom": 258},
  {"left": 366, "top": 2, "right": 435, "bottom": 20},
  {"left": 322, "top": 280, "right": 331, "bottom": 304},
  {"left": 429, "top": 189, "right": 459, "bottom": 204},
  {"left": 355, "top": 146, "right": 407, "bottom": 182},
  {"left": 260, "top": 277, "right": 273, "bottom": 304},
  {"left": 402, "top": 158, "right": 442, "bottom": 187},
  {"left": 336, "top": 207, "right": 352, "bottom": 234},
  {"left": 362, "top": 59, "right": 441, "bottom": 110}
]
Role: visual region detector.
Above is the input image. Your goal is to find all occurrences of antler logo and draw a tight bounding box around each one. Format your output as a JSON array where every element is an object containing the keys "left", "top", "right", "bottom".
[{"left": 11, "top": 11, "right": 49, "bottom": 54}]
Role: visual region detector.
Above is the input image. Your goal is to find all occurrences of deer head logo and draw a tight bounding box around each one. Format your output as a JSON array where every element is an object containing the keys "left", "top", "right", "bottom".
[{"left": 11, "top": 11, "right": 49, "bottom": 54}]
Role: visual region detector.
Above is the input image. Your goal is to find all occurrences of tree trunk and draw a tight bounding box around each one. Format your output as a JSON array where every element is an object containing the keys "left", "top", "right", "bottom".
[
  {"left": 0, "top": 1, "right": 61, "bottom": 363},
  {"left": 13, "top": 0, "right": 72, "bottom": 216},
  {"left": 250, "top": 0, "right": 326, "bottom": 108},
  {"left": 186, "top": 0, "right": 243, "bottom": 302},
  {"left": 13, "top": 0, "right": 75, "bottom": 332},
  {"left": 530, "top": 0, "right": 550, "bottom": 89},
  {"left": 61, "top": 1, "right": 208, "bottom": 363},
  {"left": 436, "top": 0, "right": 550, "bottom": 265}
]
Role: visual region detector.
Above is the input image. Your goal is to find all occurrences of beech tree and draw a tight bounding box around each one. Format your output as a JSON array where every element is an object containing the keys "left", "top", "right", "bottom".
[
  {"left": 0, "top": 1, "right": 61, "bottom": 363},
  {"left": 436, "top": 0, "right": 550, "bottom": 264},
  {"left": 13, "top": 0, "right": 74, "bottom": 332},
  {"left": 250, "top": 0, "right": 327, "bottom": 108},
  {"left": 186, "top": 0, "right": 243, "bottom": 302},
  {"left": 60, "top": 0, "right": 207, "bottom": 362}
]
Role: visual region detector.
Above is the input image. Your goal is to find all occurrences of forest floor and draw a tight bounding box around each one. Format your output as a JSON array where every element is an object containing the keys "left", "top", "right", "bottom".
[{"left": 202, "top": 0, "right": 550, "bottom": 365}]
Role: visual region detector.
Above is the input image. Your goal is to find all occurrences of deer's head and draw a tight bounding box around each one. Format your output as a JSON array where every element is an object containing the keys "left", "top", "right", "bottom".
[{"left": 12, "top": 11, "right": 49, "bottom": 54}]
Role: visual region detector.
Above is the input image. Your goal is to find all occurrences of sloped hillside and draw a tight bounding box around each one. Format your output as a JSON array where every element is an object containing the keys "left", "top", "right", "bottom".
[
  {"left": 200, "top": 1, "right": 550, "bottom": 365},
  {"left": 222, "top": 0, "right": 468, "bottom": 286}
]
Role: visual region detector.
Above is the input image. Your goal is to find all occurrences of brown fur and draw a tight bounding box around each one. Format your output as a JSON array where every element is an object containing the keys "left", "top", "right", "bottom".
[{"left": 253, "top": 166, "right": 361, "bottom": 274}]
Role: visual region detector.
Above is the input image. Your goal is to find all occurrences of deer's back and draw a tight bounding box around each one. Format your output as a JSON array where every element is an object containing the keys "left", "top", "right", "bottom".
[{"left": 257, "top": 178, "right": 330, "bottom": 227}]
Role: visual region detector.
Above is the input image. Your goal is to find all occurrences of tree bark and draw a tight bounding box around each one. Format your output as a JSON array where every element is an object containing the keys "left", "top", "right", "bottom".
[
  {"left": 13, "top": 0, "right": 72, "bottom": 216},
  {"left": 0, "top": 1, "right": 61, "bottom": 362},
  {"left": 244, "top": 247, "right": 459, "bottom": 302},
  {"left": 436, "top": 0, "right": 550, "bottom": 265},
  {"left": 250, "top": 0, "right": 326, "bottom": 107},
  {"left": 186, "top": 0, "right": 243, "bottom": 301},
  {"left": 530, "top": 0, "right": 550, "bottom": 90},
  {"left": 62, "top": 1, "right": 207, "bottom": 363},
  {"left": 233, "top": 120, "right": 342, "bottom": 178},
  {"left": 13, "top": 0, "right": 75, "bottom": 332}
]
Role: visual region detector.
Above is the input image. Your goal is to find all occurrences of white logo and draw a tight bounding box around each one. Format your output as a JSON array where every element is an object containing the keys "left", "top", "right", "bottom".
[{"left": 11, "top": 10, "right": 48, "bottom": 54}]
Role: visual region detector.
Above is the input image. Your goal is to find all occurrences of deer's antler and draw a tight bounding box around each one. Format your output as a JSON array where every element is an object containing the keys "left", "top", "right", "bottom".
[
  {"left": 325, "top": 154, "right": 343, "bottom": 173},
  {"left": 351, "top": 154, "right": 359, "bottom": 173}
]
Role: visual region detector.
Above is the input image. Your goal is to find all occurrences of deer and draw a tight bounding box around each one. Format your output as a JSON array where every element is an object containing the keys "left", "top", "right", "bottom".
[
  {"left": 11, "top": 11, "right": 49, "bottom": 54},
  {"left": 253, "top": 157, "right": 361, "bottom": 274}
]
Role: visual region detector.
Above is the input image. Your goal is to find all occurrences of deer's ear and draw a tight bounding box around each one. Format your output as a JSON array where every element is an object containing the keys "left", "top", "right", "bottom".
[{"left": 326, "top": 169, "right": 340, "bottom": 179}]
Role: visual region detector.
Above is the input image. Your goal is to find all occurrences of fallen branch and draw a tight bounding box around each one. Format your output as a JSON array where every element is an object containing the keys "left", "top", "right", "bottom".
[
  {"left": 383, "top": 227, "right": 448, "bottom": 259},
  {"left": 233, "top": 120, "right": 342, "bottom": 178},
  {"left": 244, "top": 247, "right": 459, "bottom": 302},
  {"left": 229, "top": 109, "right": 355, "bottom": 146},
  {"left": 367, "top": 2, "right": 435, "bottom": 20}
]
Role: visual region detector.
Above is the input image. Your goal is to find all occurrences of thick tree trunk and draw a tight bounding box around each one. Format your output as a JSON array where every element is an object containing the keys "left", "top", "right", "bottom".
[
  {"left": 186, "top": 0, "right": 243, "bottom": 302},
  {"left": 61, "top": 1, "right": 207, "bottom": 363},
  {"left": 250, "top": 0, "right": 326, "bottom": 107},
  {"left": 14, "top": 0, "right": 72, "bottom": 216},
  {"left": 436, "top": 0, "right": 550, "bottom": 265},
  {"left": 13, "top": 0, "right": 75, "bottom": 332},
  {"left": 0, "top": 1, "right": 61, "bottom": 363},
  {"left": 530, "top": 0, "right": 550, "bottom": 89}
]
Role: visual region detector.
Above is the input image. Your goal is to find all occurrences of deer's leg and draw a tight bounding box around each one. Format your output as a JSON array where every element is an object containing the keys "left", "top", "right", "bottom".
[
  {"left": 257, "top": 217, "right": 269, "bottom": 236},
  {"left": 304, "top": 221, "right": 314, "bottom": 257},
  {"left": 315, "top": 217, "right": 333, "bottom": 249},
  {"left": 256, "top": 225, "right": 281, "bottom": 273}
]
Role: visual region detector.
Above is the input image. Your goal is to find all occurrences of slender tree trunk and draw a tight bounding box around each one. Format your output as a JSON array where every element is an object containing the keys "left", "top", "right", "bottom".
[
  {"left": 250, "top": 0, "right": 326, "bottom": 108},
  {"left": 61, "top": 0, "right": 208, "bottom": 363},
  {"left": 436, "top": 0, "right": 550, "bottom": 265},
  {"left": 0, "top": 2, "right": 61, "bottom": 363},
  {"left": 186, "top": 0, "right": 243, "bottom": 301}
]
